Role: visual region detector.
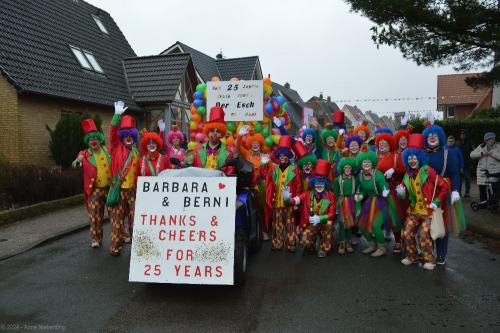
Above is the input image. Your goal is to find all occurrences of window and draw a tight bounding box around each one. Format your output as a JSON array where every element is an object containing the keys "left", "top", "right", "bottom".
[
  {"left": 447, "top": 106, "right": 455, "bottom": 118},
  {"left": 92, "top": 15, "right": 108, "bottom": 34},
  {"left": 70, "top": 46, "right": 104, "bottom": 73}
]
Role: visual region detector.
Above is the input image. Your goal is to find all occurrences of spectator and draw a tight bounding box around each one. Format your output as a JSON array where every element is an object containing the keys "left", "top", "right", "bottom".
[
  {"left": 457, "top": 129, "right": 473, "bottom": 197},
  {"left": 470, "top": 132, "right": 500, "bottom": 203},
  {"left": 446, "top": 135, "right": 464, "bottom": 175}
]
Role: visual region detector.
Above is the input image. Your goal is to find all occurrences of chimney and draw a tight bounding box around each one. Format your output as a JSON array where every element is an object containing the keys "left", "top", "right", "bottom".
[
  {"left": 327, "top": 96, "right": 331, "bottom": 103},
  {"left": 284, "top": 82, "right": 290, "bottom": 89},
  {"left": 216, "top": 49, "right": 223, "bottom": 60},
  {"left": 268, "top": 73, "right": 271, "bottom": 79},
  {"left": 319, "top": 92, "right": 324, "bottom": 100}
]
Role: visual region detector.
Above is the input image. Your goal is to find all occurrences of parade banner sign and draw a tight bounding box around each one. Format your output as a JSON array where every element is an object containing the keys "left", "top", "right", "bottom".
[
  {"left": 206, "top": 80, "right": 263, "bottom": 121},
  {"left": 129, "top": 176, "right": 236, "bottom": 285},
  {"left": 303, "top": 107, "right": 314, "bottom": 127}
]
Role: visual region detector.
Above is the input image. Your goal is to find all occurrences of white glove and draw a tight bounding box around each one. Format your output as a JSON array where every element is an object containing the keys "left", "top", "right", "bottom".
[
  {"left": 451, "top": 191, "right": 460, "bottom": 204},
  {"left": 261, "top": 154, "right": 270, "bottom": 165},
  {"left": 338, "top": 129, "right": 345, "bottom": 136},
  {"left": 429, "top": 202, "right": 438, "bottom": 210},
  {"left": 239, "top": 125, "right": 249, "bottom": 136},
  {"left": 292, "top": 196, "right": 300, "bottom": 206},
  {"left": 309, "top": 215, "right": 320, "bottom": 225},
  {"left": 354, "top": 194, "right": 363, "bottom": 202},
  {"left": 382, "top": 187, "right": 390, "bottom": 198},
  {"left": 396, "top": 184, "right": 405, "bottom": 197},
  {"left": 114, "top": 101, "right": 128, "bottom": 115},
  {"left": 428, "top": 112, "right": 435, "bottom": 125},
  {"left": 401, "top": 112, "right": 408, "bottom": 126},
  {"left": 158, "top": 119, "right": 166, "bottom": 132},
  {"left": 384, "top": 168, "right": 395, "bottom": 179},
  {"left": 273, "top": 117, "right": 282, "bottom": 128},
  {"left": 77, "top": 153, "right": 84, "bottom": 162},
  {"left": 282, "top": 186, "right": 291, "bottom": 202}
]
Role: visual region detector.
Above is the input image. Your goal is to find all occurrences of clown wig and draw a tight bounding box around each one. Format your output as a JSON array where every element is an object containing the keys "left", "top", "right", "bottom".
[
  {"left": 202, "top": 122, "right": 227, "bottom": 137},
  {"left": 375, "top": 133, "right": 396, "bottom": 152},
  {"left": 84, "top": 131, "right": 105, "bottom": 146},
  {"left": 337, "top": 157, "right": 357, "bottom": 174},
  {"left": 402, "top": 148, "right": 428, "bottom": 169},
  {"left": 245, "top": 133, "right": 265, "bottom": 149},
  {"left": 356, "top": 150, "right": 378, "bottom": 168},
  {"left": 422, "top": 124, "right": 446, "bottom": 149},
  {"left": 301, "top": 128, "right": 316, "bottom": 142},
  {"left": 274, "top": 147, "right": 294, "bottom": 160},
  {"left": 395, "top": 129, "right": 410, "bottom": 148},
  {"left": 297, "top": 154, "right": 317, "bottom": 169},
  {"left": 140, "top": 131, "right": 163, "bottom": 153},
  {"left": 119, "top": 128, "right": 139, "bottom": 143},
  {"left": 167, "top": 127, "right": 184, "bottom": 145},
  {"left": 321, "top": 128, "right": 338, "bottom": 143},
  {"left": 309, "top": 175, "right": 331, "bottom": 191},
  {"left": 345, "top": 135, "right": 363, "bottom": 148},
  {"left": 373, "top": 127, "right": 393, "bottom": 136},
  {"left": 353, "top": 121, "right": 371, "bottom": 139}
]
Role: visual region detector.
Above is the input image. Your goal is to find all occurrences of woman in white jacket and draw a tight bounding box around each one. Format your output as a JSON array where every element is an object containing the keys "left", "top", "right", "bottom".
[{"left": 470, "top": 132, "right": 500, "bottom": 203}]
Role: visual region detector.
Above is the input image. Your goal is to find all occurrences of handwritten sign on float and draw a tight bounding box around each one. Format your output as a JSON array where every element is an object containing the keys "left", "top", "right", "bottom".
[
  {"left": 129, "top": 176, "right": 236, "bottom": 285},
  {"left": 206, "top": 80, "right": 263, "bottom": 121}
]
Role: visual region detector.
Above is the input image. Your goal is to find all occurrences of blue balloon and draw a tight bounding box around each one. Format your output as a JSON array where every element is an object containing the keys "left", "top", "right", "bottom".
[
  {"left": 194, "top": 91, "right": 204, "bottom": 100},
  {"left": 265, "top": 101, "right": 273, "bottom": 114},
  {"left": 193, "top": 99, "right": 204, "bottom": 108},
  {"left": 276, "top": 96, "right": 285, "bottom": 106}
]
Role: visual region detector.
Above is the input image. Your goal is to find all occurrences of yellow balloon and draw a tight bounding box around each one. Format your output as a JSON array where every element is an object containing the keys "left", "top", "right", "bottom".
[
  {"left": 271, "top": 134, "right": 280, "bottom": 145},
  {"left": 190, "top": 121, "right": 198, "bottom": 130},
  {"left": 262, "top": 117, "right": 270, "bottom": 124},
  {"left": 221, "top": 138, "right": 227, "bottom": 145},
  {"left": 187, "top": 141, "right": 198, "bottom": 150}
]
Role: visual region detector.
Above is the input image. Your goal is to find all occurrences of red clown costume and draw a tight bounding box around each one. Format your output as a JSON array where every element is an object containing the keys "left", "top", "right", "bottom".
[
  {"left": 73, "top": 118, "right": 111, "bottom": 248},
  {"left": 137, "top": 131, "right": 171, "bottom": 176}
]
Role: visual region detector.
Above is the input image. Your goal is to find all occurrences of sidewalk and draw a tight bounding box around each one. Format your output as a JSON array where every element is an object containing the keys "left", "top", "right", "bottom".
[{"left": 0, "top": 205, "right": 89, "bottom": 261}]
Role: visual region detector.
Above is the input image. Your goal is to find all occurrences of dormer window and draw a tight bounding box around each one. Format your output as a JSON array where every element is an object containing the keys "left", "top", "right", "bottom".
[
  {"left": 92, "top": 15, "right": 108, "bottom": 34},
  {"left": 70, "top": 46, "right": 105, "bottom": 73}
]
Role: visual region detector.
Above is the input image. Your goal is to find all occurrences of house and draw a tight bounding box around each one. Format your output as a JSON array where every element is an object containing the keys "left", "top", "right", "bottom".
[
  {"left": 161, "top": 42, "right": 263, "bottom": 83},
  {"left": 0, "top": 0, "right": 197, "bottom": 165},
  {"left": 380, "top": 115, "right": 396, "bottom": 132},
  {"left": 341, "top": 104, "right": 365, "bottom": 130},
  {"left": 271, "top": 82, "right": 306, "bottom": 136},
  {"left": 437, "top": 73, "right": 492, "bottom": 119},
  {"left": 306, "top": 94, "right": 344, "bottom": 128}
]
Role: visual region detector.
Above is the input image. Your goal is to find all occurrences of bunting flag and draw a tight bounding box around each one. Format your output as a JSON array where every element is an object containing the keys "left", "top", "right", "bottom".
[{"left": 332, "top": 95, "right": 480, "bottom": 103}]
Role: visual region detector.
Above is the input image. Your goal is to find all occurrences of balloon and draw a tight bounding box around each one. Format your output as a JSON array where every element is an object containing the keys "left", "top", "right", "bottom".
[
  {"left": 271, "top": 128, "right": 280, "bottom": 135},
  {"left": 227, "top": 122, "right": 235, "bottom": 132},
  {"left": 190, "top": 121, "right": 197, "bottom": 130},
  {"left": 263, "top": 145, "right": 272, "bottom": 154},
  {"left": 263, "top": 78, "right": 272, "bottom": 86},
  {"left": 265, "top": 101, "right": 273, "bottom": 115},
  {"left": 197, "top": 124, "right": 204, "bottom": 131},
  {"left": 262, "top": 127, "right": 269, "bottom": 137},
  {"left": 272, "top": 100, "right": 279, "bottom": 112},
  {"left": 262, "top": 116, "right": 270, "bottom": 124},
  {"left": 191, "top": 105, "right": 198, "bottom": 114},
  {"left": 226, "top": 136, "right": 234, "bottom": 146},
  {"left": 211, "top": 76, "right": 221, "bottom": 81},
  {"left": 192, "top": 114, "right": 201, "bottom": 123},
  {"left": 196, "top": 83, "right": 207, "bottom": 92},
  {"left": 254, "top": 123, "right": 262, "bottom": 133},
  {"left": 193, "top": 99, "right": 203, "bottom": 108},
  {"left": 187, "top": 141, "right": 198, "bottom": 150},
  {"left": 221, "top": 138, "right": 226, "bottom": 145},
  {"left": 190, "top": 132, "right": 196, "bottom": 141},
  {"left": 271, "top": 135, "right": 280, "bottom": 145},
  {"left": 264, "top": 85, "right": 273, "bottom": 96},
  {"left": 264, "top": 136, "right": 274, "bottom": 147},
  {"left": 194, "top": 91, "right": 204, "bottom": 100},
  {"left": 195, "top": 133, "right": 205, "bottom": 142},
  {"left": 276, "top": 96, "right": 285, "bottom": 106},
  {"left": 197, "top": 106, "right": 206, "bottom": 116}
]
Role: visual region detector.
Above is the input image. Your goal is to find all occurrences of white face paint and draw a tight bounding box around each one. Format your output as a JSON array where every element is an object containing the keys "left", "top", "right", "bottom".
[
  {"left": 251, "top": 141, "right": 261, "bottom": 153},
  {"left": 358, "top": 130, "right": 366, "bottom": 141},
  {"left": 147, "top": 140, "right": 157, "bottom": 153},
  {"left": 408, "top": 155, "right": 419, "bottom": 169},
  {"left": 343, "top": 165, "right": 352, "bottom": 176},
  {"left": 427, "top": 133, "right": 439, "bottom": 148},
  {"left": 399, "top": 136, "right": 408, "bottom": 150},
  {"left": 208, "top": 128, "right": 222, "bottom": 144},
  {"left": 305, "top": 135, "right": 313, "bottom": 145},
  {"left": 302, "top": 162, "right": 313, "bottom": 174},
  {"left": 124, "top": 136, "right": 134, "bottom": 148},
  {"left": 349, "top": 141, "right": 359, "bottom": 155},
  {"left": 315, "top": 182, "right": 325, "bottom": 193},
  {"left": 279, "top": 154, "right": 289, "bottom": 164},
  {"left": 362, "top": 159, "right": 372, "bottom": 171},
  {"left": 378, "top": 139, "right": 390, "bottom": 154},
  {"left": 326, "top": 136, "right": 335, "bottom": 147}
]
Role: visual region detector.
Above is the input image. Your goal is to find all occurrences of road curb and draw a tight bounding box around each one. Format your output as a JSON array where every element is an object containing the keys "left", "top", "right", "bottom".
[{"left": 0, "top": 194, "right": 84, "bottom": 227}]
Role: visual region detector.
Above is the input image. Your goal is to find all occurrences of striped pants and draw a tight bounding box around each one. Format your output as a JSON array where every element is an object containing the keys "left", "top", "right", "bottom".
[
  {"left": 272, "top": 207, "right": 296, "bottom": 251},
  {"left": 109, "top": 188, "right": 136, "bottom": 254},
  {"left": 301, "top": 222, "right": 333, "bottom": 253},
  {"left": 402, "top": 214, "right": 435, "bottom": 264},
  {"left": 86, "top": 187, "right": 108, "bottom": 246}
]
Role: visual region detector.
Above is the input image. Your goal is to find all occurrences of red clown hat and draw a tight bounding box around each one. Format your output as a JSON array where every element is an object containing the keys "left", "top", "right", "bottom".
[
  {"left": 408, "top": 133, "right": 425, "bottom": 150},
  {"left": 314, "top": 159, "right": 332, "bottom": 178},
  {"left": 333, "top": 111, "right": 345, "bottom": 124},
  {"left": 203, "top": 106, "right": 227, "bottom": 136},
  {"left": 120, "top": 115, "right": 135, "bottom": 129},
  {"left": 278, "top": 135, "right": 293, "bottom": 149},
  {"left": 292, "top": 141, "right": 309, "bottom": 160},
  {"left": 80, "top": 118, "right": 97, "bottom": 134}
]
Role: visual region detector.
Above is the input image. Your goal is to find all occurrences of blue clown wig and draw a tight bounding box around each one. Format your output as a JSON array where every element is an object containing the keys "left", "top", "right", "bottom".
[
  {"left": 402, "top": 148, "right": 428, "bottom": 169},
  {"left": 301, "top": 128, "right": 316, "bottom": 142},
  {"left": 373, "top": 127, "right": 393, "bottom": 136},
  {"left": 309, "top": 175, "right": 331, "bottom": 190},
  {"left": 274, "top": 147, "right": 294, "bottom": 160},
  {"left": 119, "top": 128, "right": 139, "bottom": 143},
  {"left": 345, "top": 135, "right": 364, "bottom": 148},
  {"left": 422, "top": 125, "right": 446, "bottom": 149}
]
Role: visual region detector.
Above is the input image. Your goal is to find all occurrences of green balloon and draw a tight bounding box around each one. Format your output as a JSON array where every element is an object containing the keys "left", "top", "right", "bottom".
[
  {"left": 265, "top": 136, "right": 274, "bottom": 147},
  {"left": 196, "top": 83, "right": 207, "bottom": 92},
  {"left": 227, "top": 122, "right": 235, "bottom": 132},
  {"left": 262, "top": 127, "right": 269, "bottom": 137},
  {"left": 254, "top": 123, "right": 263, "bottom": 133},
  {"left": 197, "top": 106, "right": 206, "bottom": 116}
]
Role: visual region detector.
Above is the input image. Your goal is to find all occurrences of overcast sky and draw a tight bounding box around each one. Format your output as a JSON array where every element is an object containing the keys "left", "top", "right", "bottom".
[{"left": 86, "top": 0, "right": 462, "bottom": 118}]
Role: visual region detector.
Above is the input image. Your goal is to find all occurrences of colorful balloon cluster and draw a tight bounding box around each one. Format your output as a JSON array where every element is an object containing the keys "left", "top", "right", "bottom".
[{"left": 186, "top": 76, "right": 291, "bottom": 153}]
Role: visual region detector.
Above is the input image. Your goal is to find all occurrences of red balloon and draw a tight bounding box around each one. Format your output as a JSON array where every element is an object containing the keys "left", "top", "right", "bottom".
[
  {"left": 272, "top": 100, "right": 279, "bottom": 111},
  {"left": 190, "top": 132, "right": 196, "bottom": 140}
]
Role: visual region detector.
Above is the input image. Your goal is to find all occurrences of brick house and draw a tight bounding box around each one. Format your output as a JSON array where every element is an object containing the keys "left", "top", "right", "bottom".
[
  {"left": 271, "top": 82, "right": 306, "bottom": 136},
  {"left": 306, "top": 94, "right": 346, "bottom": 128},
  {"left": 437, "top": 73, "right": 492, "bottom": 119}
]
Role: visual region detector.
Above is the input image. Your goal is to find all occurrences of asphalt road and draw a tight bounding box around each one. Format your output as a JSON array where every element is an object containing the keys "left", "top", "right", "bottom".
[{"left": 1, "top": 224, "right": 499, "bottom": 333}]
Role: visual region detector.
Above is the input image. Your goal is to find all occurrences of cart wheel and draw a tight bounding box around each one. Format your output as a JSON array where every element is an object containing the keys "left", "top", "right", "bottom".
[
  {"left": 234, "top": 229, "right": 247, "bottom": 286},
  {"left": 470, "top": 202, "right": 479, "bottom": 211}
]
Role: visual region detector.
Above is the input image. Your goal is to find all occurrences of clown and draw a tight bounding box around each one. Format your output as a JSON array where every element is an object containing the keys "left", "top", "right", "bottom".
[
  {"left": 137, "top": 131, "right": 171, "bottom": 176},
  {"left": 108, "top": 101, "right": 140, "bottom": 256},
  {"left": 423, "top": 119, "right": 463, "bottom": 265},
  {"left": 355, "top": 151, "right": 391, "bottom": 257},
  {"left": 73, "top": 118, "right": 111, "bottom": 248},
  {"left": 293, "top": 141, "right": 317, "bottom": 191},
  {"left": 352, "top": 121, "right": 371, "bottom": 152},
  {"left": 333, "top": 157, "right": 358, "bottom": 254},
  {"left": 317, "top": 125, "right": 342, "bottom": 168},
  {"left": 284, "top": 160, "right": 336, "bottom": 258},
  {"left": 265, "top": 136, "right": 302, "bottom": 252},
  {"left": 158, "top": 120, "right": 186, "bottom": 167},
  {"left": 192, "top": 106, "right": 238, "bottom": 173},
  {"left": 301, "top": 127, "right": 320, "bottom": 158},
  {"left": 374, "top": 130, "right": 406, "bottom": 253},
  {"left": 343, "top": 135, "right": 364, "bottom": 158},
  {"left": 396, "top": 134, "right": 449, "bottom": 270}
]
